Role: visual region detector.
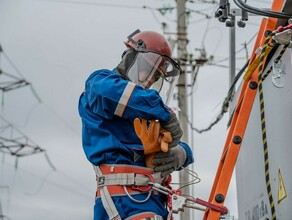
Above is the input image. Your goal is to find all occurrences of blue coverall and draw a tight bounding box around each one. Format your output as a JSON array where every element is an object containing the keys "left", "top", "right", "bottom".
[{"left": 78, "top": 69, "right": 194, "bottom": 220}]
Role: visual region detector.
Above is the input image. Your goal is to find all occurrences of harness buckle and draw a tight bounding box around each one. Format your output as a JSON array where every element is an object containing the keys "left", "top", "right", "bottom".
[
  {"left": 97, "top": 176, "right": 105, "bottom": 186},
  {"left": 131, "top": 173, "right": 154, "bottom": 192}
]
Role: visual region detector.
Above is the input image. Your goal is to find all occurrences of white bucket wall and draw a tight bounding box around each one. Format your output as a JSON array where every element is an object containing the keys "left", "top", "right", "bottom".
[{"left": 235, "top": 45, "right": 292, "bottom": 219}]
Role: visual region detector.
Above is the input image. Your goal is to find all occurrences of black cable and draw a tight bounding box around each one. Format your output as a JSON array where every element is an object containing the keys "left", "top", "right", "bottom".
[
  {"left": 187, "top": 59, "right": 249, "bottom": 133},
  {"left": 234, "top": 0, "right": 292, "bottom": 19}
]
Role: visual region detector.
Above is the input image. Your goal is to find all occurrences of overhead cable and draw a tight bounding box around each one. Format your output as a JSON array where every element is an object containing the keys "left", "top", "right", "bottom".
[
  {"left": 187, "top": 59, "right": 249, "bottom": 133},
  {"left": 40, "top": 0, "right": 143, "bottom": 9},
  {"left": 2, "top": 162, "right": 91, "bottom": 199},
  {"left": 0, "top": 46, "right": 41, "bottom": 102},
  {"left": 233, "top": 0, "right": 292, "bottom": 19},
  {"left": 211, "top": 31, "right": 257, "bottom": 65},
  {"left": 187, "top": 0, "right": 217, "bottom": 4},
  {"left": 0, "top": 116, "right": 56, "bottom": 170}
]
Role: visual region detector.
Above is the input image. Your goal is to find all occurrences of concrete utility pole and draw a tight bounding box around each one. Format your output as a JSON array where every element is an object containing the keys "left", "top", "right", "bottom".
[
  {"left": 229, "top": 15, "right": 236, "bottom": 90},
  {"left": 176, "top": 0, "right": 191, "bottom": 219}
]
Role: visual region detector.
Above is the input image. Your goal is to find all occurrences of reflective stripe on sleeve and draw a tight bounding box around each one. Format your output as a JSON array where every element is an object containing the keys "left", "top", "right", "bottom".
[{"left": 114, "top": 81, "right": 136, "bottom": 117}]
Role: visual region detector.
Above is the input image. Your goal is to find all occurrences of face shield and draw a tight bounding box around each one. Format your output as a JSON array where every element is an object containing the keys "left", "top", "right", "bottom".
[
  {"left": 151, "top": 73, "right": 179, "bottom": 105},
  {"left": 126, "top": 50, "right": 181, "bottom": 92}
]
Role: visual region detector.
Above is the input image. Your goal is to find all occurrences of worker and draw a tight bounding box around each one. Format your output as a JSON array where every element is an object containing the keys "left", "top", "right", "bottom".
[{"left": 78, "top": 30, "right": 194, "bottom": 220}]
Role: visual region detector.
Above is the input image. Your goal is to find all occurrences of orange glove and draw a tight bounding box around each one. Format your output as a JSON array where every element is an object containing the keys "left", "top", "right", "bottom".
[{"left": 134, "top": 118, "right": 172, "bottom": 168}]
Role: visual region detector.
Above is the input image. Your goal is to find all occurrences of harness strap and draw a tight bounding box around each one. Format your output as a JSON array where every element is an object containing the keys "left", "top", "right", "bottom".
[
  {"left": 96, "top": 185, "right": 149, "bottom": 198},
  {"left": 124, "top": 211, "right": 164, "bottom": 220},
  {"left": 94, "top": 166, "right": 122, "bottom": 220},
  {"left": 94, "top": 164, "right": 166, "bottom": 220},
  {"left": 94, "top": 164, "right": 164, "bottom": 197},
  {"left": 98, "top": 164, "right": 154, "bottom": 174},
  {"left": 97, "top": 173, "right": 151, "bottom": 187},
  {"left": 97, "top": 164, "right": 163, "bottom": 183}
]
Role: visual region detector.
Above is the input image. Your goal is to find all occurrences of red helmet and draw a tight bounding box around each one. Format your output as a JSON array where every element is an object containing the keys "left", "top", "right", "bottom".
[
  {"left": 125, "top": 30, "right": 172, "bottom": 57},
  {"left": 124, "top": 30, "right": 181, "bottom": 97}
]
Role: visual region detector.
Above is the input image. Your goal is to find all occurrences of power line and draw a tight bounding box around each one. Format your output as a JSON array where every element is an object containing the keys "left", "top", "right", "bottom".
[
  {"left": 187, "top": 59, "right": 249, "bottom": 133},
  {"left": 2, "top": 161, "right": 92, "bottom": 199},
  {"left": 0, "top": 44, "right": 77, "bottom": 136},
  {"left": 0, "top": 47, "right": 31, "bottom": 93},
  {"left": 39, "top": 0, "right": 146, "bottom": 9},
  {"left": 208, "top": 31, "right": 258, "bottom": 65},
  {"left": 233, "top": 0, "right": 292, "bottom": 19},
  {"left": 0, "top": 116, "right": 56, "bottom": 170},
  {"left": 0, "top": 45, "right": 56, "bottom": 171},
  {"left": 187, "top": 0, "right": 217, "bottom": 4},
  {"left": 0, "top": 45, "right": 41, "bottom": 103}
]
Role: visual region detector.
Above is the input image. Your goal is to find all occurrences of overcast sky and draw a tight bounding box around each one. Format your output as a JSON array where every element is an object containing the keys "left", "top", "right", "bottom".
[{"left": 0, "top": 0, "right": 271, "bottom": 219}]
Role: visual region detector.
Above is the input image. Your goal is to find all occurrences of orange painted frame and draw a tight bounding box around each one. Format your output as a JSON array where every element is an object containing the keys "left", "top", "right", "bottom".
[{"left": 203, "top": 0, "right": 285, "bottom": 219}]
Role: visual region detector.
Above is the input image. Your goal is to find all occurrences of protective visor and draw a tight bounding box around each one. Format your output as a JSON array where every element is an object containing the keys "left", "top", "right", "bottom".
[{"left": 126, "top": 50, "right": 181, "bottom": 89}]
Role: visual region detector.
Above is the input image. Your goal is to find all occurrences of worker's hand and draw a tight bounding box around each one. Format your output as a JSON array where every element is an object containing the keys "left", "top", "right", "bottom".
[
  {"left": 160, "top": 111, "right": 183, "bottom": 148},
  {"left": 134, "top": 118, "right": 161, "bottom": 154},
  {"left": 134, "top": 118, "right": 172, "bottom": 168},
  {"left": 152, "top": 145, "right": 187, "bottom": 178}
]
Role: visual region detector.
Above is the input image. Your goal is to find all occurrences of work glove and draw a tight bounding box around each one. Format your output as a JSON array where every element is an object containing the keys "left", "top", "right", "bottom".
[
  {"left": 134, "top": 118, "right": 172, "bottom": 168},
  {"left": 160, "top": 111, "right": 183, "bottom": 148},
  {"left": 152, "top": 145, "right": 187, "bottom": 178}
]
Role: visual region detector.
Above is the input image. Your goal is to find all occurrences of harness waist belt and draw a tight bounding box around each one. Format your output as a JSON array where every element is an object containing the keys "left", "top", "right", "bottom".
[
  {"left": 94, "top": 164, "right": 163, "bottom": 197},
  {"left": 124, "top": 211, "right": 163, "bottom": 220}
]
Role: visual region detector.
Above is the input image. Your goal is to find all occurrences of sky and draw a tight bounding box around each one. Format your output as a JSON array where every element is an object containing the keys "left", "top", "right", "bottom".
[{"left": 0, "top": 0, "right": 273, "bottom": 219}]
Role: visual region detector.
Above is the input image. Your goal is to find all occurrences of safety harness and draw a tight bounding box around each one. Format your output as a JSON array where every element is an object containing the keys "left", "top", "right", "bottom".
[{"left": 93, "top": 164, "right": 166, "bottom": 220}]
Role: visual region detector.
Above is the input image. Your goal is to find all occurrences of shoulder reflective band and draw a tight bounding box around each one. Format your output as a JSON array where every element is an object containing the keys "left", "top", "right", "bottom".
[{"left": 114, "top": 81, "right": 136, "bottom": 117}]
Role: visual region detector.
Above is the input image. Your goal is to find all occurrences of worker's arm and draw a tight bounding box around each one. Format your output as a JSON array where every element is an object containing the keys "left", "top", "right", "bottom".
[
  {"left": 178, "top": 141, "right": 194, "bottom": 167},
  {"left": 84, "top": 69, "right": 182, "bottom": 147},
  {"left": 152, "top": 141, "right": 194, "bottom": 178},
  {"left": 84, "top": 69, "right": 170, "bottom": 122}
]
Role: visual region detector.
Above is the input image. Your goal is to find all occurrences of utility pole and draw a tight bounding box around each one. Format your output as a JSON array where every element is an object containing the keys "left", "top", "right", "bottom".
[
  {"left": 229, "top": 15, "right": 236, "bottom": 90},
  {"left": 176, "top": 0, "right": 191, "bottom": 219}
]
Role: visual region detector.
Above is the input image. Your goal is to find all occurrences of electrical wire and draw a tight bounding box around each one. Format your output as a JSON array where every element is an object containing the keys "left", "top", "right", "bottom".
[
  {"left": 143, "top": 6, "right": 163, "bottom": 26},
  {"left": 1, "top": 157, "right": 93, "bottom": 219},
  {"left": 2, "top": 161, "right": 92, "bottom": 199},
  {"left": 0, "top": 49, "right": 41, "bottom": 103},
  {"left": 188, "top": 8, "right": 213, "bottom": 18},
  {"left": 201, "top": 5, "right": 219, "bottom": 49},
  {"left": 254, "top": 0, "right": 272, "bottom": 3},
  {"left": 187, "top": 0, "right": 217, "bottom": 4},
  {"left": 186, "top": 59, "right": 249, "bottom": 133},
  {"left": 211, "top": 31, "right": 257, "bottom": 65},
  {"left": 39, "top": 0, "right": 145, "bottom": 9},
  {"left": 22, "top": 170, "right": 55, "bottom": 195},
  {"left": 0, "top": 36, "right": 92, "bottom": 219},
  {"left": 0, "top": 112, "right": 56, "bottom": 171},
  {"left": 1, "top": 52, "right": 25, "bottom": 79},
  {"left": 189, "top": 17, "right": 212, "bottom": 24},
  {"left": 0, "top": 46, "right": 78, "bottom": 134},
  {"left": 37, "top": 0, "right": 216, "bottom": 26},
  {"left": 233, "top": 0, "right": 292, "bottom": 19}
]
